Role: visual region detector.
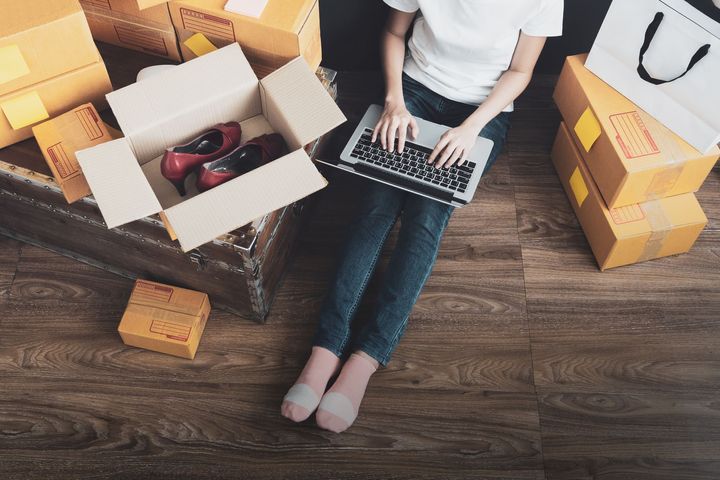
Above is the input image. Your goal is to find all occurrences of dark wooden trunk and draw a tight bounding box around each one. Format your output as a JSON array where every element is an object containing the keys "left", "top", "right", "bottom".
[{"left": 0, "top": 43, "right": 337, "bottom": 322}]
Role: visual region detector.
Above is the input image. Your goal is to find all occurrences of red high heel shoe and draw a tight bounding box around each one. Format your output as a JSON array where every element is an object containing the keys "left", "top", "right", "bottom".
[
  {"left": 160, "top": 122, "right": 242, "bottom": 196},
  {"left": 196, "top": 134, "right": 288, "bottom": 193}
]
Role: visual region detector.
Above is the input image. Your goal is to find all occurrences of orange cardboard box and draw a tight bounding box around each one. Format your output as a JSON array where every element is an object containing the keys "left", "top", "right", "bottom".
[
  {"left": 169, "top": 0, "right": 321, "bottom": 77},
  {"left": 552, "top": 122, "right": 707, "bottom": 271},
  {"left": 0, "top": 0, "right": 100, "bottom": 96},
  {"left": 80, "top": 0, "right": 182, "bottom": 61},
  {"left": 553, "top": 54, "right": 719, "bottom": 209},
  {"left": 0, "top": 61, "right": 112, "bottom": 149},
  {"left": 118, "top": 280, "right": 211, "bottom": 359},
  {"left": 32, "top": 103, "right": 115, "bottom": 203}
]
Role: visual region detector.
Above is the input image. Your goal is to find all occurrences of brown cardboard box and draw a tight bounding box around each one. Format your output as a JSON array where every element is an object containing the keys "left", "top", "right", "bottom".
[
  {"left": 118, "top": 280, "right": 211, "bottom": 359},
  {"left": 552, "top": 122, "right": 707, "bottom": 271},
  {"left": 553, "top": 54, "right": 719, "bottom": 209},
  {"left": 0, "top": 0, "right": 100, "bottom": 96},
  {"left": 32, "top": 103, "right": 115, "bottom": 203},
  {"left": 76, "top": 43, "right": 345, "bottom": 252},
  {"left": 169, "top": 0, "right": 321, "bottom": 77},
  {"left": 80, "top": 0, "right": 182, "bottom": 61},
  {"left": 0, "top": 61, "right": 112, "bottom": 149}
]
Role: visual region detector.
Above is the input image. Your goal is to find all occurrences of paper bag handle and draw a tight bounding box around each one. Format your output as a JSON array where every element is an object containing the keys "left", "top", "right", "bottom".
[{"left": 637, "top": 12, "right": 711, "bottom": 85}]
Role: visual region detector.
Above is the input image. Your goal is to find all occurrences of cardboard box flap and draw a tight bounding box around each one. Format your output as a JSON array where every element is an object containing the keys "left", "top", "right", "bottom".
[
  {"left": 107, "top": 44, "right": 261, "bottom": 164},
  {"left": 165, "top": 149, "right": 327, "bottom": 252},
  {"left": 0, "top": 0, "right": 82, "bottom": 36},
  {"left": 77, "top": 138, "right": 163, "bottom": 228},
  {"left": 128, "top": 280, "right": 208, "bottom": 317},
  {"left": 260, "top": 57, "right": 346, "bottom": 150}
]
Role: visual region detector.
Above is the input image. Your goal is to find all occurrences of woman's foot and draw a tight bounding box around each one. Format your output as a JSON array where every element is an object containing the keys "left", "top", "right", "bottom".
[
  {"left": 281, "top": 347, "right": 342, "bottom": 423},
  {"left": 316, "top": 352, "right": 378, "bottom": 433}
]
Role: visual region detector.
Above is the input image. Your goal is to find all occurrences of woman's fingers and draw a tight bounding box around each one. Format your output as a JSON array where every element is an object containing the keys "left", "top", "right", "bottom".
[
  {"left": 428, "top": 136, "right": 450, "bottom": 164},
  {"left": 409, "top": 117, "right": 420, "bottom": 140},
  {"left": 387, "top": 117, "right": 401, "bottom": 152},
  {"left": 397, "top": 119, "right": 409, "bottom": 153},
  {"left": 445, "top": 147, "right": 464, "bottom": 169},
  {"left": 435, "top": 143, "right": 458, "bottom": 169},
  {"left": 379, "top": 119, "right": 390, "bottom": 150}
]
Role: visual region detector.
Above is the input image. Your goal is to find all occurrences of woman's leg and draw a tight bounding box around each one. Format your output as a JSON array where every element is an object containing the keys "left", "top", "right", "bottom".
[
  {"left": 313, "top": 77, "right": 451, "bottom": 432},
  {"left": 315, "top": 110, "right": 512, "bottom": 431},
  {"left": 282, "top": 182, "right": 405, "bottom": 422}
]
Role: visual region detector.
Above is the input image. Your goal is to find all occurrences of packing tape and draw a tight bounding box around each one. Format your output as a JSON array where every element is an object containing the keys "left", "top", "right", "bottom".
[
  {"left": 574, "top": 107, "right": 602, "bottom": 153},
  {"left": 184, "top": 33, "right": 218, "bottom": 57},
  {"left": 0, "top": 45, "right": 30, "bottom": 85},
  {"left": 636, "top": 199, "right": 674, "bottom": 263},
  {"left": 642, "top": 112, "right": 687, "bottom": 200},
  {"left": 1, "top": 91, "right": 49, "bottom": 130}
]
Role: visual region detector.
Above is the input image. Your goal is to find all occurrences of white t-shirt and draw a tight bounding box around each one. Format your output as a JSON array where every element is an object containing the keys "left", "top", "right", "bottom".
[{"left": 384, "top": 0, "right": 564, "bottom": 111}]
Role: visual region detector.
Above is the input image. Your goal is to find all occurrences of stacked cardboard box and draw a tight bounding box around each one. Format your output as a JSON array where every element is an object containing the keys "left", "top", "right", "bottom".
[
  {"left": 552, "top": 54, "right": 719, "bottom": 270},
  {"left": 79, "top": 0, "right": 182, "bottom": 61},
  {"left": 118, "top": 279, "right": 211, "bottom": 359},
  {"left": 0, "top": 0, "right": 113, "bottom": 149},
  {"left": 168, "top": 0, "right": 322, "bottom": 77}
]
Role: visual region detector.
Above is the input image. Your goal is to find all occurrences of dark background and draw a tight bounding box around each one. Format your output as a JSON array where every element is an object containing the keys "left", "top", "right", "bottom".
[{"left": 318, "top": 0, "right": 719, "bottom": 74}]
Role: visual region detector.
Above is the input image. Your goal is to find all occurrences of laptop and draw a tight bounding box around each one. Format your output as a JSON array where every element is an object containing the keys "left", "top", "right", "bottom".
[{"left": 316, "top": 104, "right": 494, "bottom": 207}]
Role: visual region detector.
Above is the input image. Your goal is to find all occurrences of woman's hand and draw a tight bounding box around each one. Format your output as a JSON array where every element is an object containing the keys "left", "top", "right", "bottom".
[
  {"left": 371, "top": 101, "right": 420, "bottom": 153},
  {"left": 428, "top": 123, "right": 482, "bottom": 169}
]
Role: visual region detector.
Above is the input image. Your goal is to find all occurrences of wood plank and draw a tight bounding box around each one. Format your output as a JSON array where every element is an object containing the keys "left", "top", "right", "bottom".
[
  {"left": 0, "top": 379, "right": 543, "bottom": 480},
  {"left": 539, "top": 392, "right": 720, "bottom": 480},
  {"left": 8, "top": 245, "right": 133, "bottom": 305},
  {"left": 0, "top": 236, "right": 21, "bottom": 296},
  {"left": 521, "top": 244, "right": 720, "bottom": 319}
]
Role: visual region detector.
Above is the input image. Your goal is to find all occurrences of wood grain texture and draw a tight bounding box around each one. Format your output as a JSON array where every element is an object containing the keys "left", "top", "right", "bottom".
[
  {"left": 539, "top": 392, "right": 720, "bottom": 480},
  {"left": 0, "top": 69, "right": 719, "bottom": 480}
]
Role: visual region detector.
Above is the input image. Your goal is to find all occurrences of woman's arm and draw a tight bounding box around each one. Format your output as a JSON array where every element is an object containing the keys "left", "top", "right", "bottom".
[
  {"left": 371, "top": 9, "right": 419, "bottom": 153},
  {"left": 429, "top": 33, "right": 548, "bottom": 169}
]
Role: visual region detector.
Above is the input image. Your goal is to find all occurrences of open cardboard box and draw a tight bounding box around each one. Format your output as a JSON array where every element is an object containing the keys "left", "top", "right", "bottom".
[{"left": 77, "top": 43, "right": 346, "bottom": 252}]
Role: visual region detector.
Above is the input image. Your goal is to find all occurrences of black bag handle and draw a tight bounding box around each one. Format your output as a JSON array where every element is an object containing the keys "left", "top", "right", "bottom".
[{"left": 637, "top": 12, "right": 711, "bottom": 85}]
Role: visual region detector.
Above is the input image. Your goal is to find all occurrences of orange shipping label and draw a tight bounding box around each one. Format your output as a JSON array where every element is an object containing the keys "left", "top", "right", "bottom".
[
  {"left": 134, "top": 280, "right": 174, "bottom": 303},
  {"left": 610, "top": 204, "right": 646, "bottom": 225},
  {"left": 75, "top": 106, "right": 104, "bottom": 141},
  {"left": 47, "top": 143, "right": 79, "bottom": 179},
  {"left": 609, "top": 111, "right": 660, "bottom": 159},
  {"left": 180, "top": 8, "right": 235, "bottom": 42},
  {"left": 114, "top": 24, "right": 170, "bottom": 56},
  {"left": 150, "top": 316, "right": 193, "bottom": 342}
]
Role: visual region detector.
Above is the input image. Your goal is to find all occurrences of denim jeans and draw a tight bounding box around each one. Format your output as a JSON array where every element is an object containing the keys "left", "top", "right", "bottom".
[{"left": 312, "top": 73, "right": 511, "bottom": 366}]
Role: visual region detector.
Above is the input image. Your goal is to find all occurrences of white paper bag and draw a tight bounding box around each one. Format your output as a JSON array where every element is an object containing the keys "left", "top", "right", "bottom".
[{"left": 586, "top": 0, "right": 720, "bottom": 153}]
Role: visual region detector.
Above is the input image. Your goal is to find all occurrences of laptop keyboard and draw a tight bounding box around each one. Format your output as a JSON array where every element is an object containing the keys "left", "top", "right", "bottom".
[{"left": 350, "top": 129, "right": 476, "bottom": 194}]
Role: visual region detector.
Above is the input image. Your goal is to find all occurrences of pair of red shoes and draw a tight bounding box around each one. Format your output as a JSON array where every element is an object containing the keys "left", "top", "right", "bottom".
[{"left": 160, "top": 122, "right": 288, "bottom": 196}]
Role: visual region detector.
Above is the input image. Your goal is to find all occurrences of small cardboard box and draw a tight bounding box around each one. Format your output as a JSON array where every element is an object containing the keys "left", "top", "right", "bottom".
[
  {"left": 169, "top": 0, "right": 321, "bottom": 77},
  {"left": 552, "top": 122, "right": 707, "bottom": 271},
  {"left": 32, "top": 103, "right": 115, "bottom": 203},
  {"left": 77, "top": 43, "right": 345, "bottom": 252},
  {"left": 80, "top": 0, "right": 182, "bottom": 61},
  {"left": 119, "top": 279, "right": 211, "bottom": 359},
  {"left": 1, "top": 61, "right": 113, "bottom": 149},
  {"left": 553, "top": 54, "right": 719, "bottom": 209},
  {"left": 0, "top": 0, "right": 100, "bottom": 96}
]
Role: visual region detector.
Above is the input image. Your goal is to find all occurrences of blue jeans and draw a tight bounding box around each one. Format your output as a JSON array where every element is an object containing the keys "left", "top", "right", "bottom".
[{"left": 312, "top": 73, "right": 511, "bottom": 366}]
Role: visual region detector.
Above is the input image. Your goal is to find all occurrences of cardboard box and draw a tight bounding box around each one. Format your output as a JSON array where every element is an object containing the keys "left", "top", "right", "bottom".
[
  {"left": 77, "top": 43, "right": 345, "bottom": 252},
  {"left": 169, "top": 0, "right": 321, "bottom": 77},
  {"left": 552, "top": 122, "right": 707, "bottom": 271},
  {"left": 1, "top": 61, "right": 113, "bottom": 149},
  {"left": 0, "top": 0, "right": 100, "bottom": 96},
  {"left": 118, "top": 279, "right": 211, "bottom": 359},
  {"left": 80, "top": 0, "right": 182, "bottom": 61},
  {"left": 32, "top": 103, "right": 115, "bottom": 203},
  {"left": 553, "top": 54, "right": 719, "bottom": 209}
]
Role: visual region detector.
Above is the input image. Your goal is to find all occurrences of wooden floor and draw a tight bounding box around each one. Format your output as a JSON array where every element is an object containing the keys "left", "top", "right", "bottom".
[{"left": 1, "top": 71, "right": 719, "bottom": 480}]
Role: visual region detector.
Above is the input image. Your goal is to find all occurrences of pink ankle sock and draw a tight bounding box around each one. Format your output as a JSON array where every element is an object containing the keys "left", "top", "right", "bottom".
[
  {"left": 316, "top": 353, "right": 378, "bottom": 433},
  {"left": 281, "top": 347, "right": 341, "bottom": 423}
]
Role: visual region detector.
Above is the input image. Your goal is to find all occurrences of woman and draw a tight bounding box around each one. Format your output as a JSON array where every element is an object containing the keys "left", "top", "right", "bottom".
[{"left": 282, "top": 0, "right": 564, "bottom": 433}]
